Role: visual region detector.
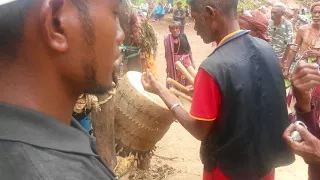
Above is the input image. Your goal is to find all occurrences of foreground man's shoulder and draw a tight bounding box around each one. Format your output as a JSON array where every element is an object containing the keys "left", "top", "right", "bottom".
[
  {"left": 0, "top": 141, "right": 44, "bottom": 179},
  {"left": 0, "top": 141, "right": 116, "bottom": 180}
]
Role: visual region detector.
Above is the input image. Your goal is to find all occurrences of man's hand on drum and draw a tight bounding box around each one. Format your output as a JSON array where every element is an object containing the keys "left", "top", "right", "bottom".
[
  {"left": 141, "top": 71, "right": 163, "bottom": 95},
  {"left": 290, "top": 61, "right": 320, "bottom": 112},
  {"left": 142, "top": 71, "right": 214, "bottom": 141},
  {"left": 142, "top": 71, "right": 181, "bottom": 108}
]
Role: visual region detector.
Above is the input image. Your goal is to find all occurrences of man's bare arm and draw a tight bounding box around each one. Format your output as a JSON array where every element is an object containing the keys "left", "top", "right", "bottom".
[
  {"left": 157, "top": 87, "right": 214, "bottom": 141},
  {"left": 283, "top": 61, "right": 320, "bottom": 164},
  {"left": 142, "top": 72, "right": 214, "bottom": 141},
  {"left": 285, "top": 27, "right": 305, "bottom": 76}
]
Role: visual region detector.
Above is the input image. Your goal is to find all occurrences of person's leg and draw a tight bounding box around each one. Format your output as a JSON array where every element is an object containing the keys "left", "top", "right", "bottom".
[
  {"left": 159, "top": 14, "right": 164, "bottom": 20},
  {"left": 154, "top": 13, "right": 158, "bottom": 21}
]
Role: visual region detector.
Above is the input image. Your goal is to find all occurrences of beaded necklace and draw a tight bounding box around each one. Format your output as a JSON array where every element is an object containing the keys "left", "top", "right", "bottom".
[{"left": 174, "top": 37, "right": 181, "bottom": 55}]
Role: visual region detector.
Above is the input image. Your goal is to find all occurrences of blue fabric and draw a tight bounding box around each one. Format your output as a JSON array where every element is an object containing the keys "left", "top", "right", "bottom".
[
  {"left": 79, "top": 116, "right": 90, "bottom": 133},
  {"left": 154, "top": 5, "right": 165, "bottom": 15},
  {"left": 154, "top": 13, "right": 164, "bottom": 21}
]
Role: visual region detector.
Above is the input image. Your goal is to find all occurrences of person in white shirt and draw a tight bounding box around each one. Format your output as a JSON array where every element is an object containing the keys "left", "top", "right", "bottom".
[{"left": 140, "top": 0, "right": 149, "bottom": 16}]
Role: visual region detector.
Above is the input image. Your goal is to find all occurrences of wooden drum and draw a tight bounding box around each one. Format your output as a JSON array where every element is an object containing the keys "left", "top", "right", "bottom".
[{"left": 114, "top": 71, "right": 174, "bottom": 156}]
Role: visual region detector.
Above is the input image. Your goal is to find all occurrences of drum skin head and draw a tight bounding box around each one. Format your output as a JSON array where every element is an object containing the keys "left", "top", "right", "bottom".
[{"left": 126, "top": 71, "right": 167, "bottom": 109}]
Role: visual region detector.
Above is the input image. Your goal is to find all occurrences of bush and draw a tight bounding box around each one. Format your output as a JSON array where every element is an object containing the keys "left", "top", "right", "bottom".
[
  {"left": 136, "top": 0, "right": 188, "bottom": 7},
  {"left": 238, "top": 0, "right": 268, "bottom": 14},
  {"left": 135, "top": 0, "right": 268, "bottom": 12}
]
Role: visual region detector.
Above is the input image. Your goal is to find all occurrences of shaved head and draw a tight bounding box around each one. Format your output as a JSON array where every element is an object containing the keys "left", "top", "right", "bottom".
[
  {"left": 0, "top": 0, "right": 124, "bottom": 96},
  {"left": 0, "top": 0, "right": 92, "bottom": 59},
  {"left": 188, "top": 0, "right": 238, "bottom": 17}
]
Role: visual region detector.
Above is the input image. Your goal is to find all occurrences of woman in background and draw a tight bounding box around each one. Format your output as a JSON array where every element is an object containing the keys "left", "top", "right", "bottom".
[{"left": 164, "top": 21, "right": 194, "bottom": 87}]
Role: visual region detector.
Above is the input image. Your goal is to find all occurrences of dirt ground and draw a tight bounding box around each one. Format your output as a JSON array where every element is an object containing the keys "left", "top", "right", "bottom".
[{"left": 122, "top": 20, "right": 308, "bottom": 180}]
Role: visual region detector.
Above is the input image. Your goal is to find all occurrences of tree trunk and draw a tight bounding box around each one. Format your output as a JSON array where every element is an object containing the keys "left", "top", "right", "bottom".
[{"left": 91, "top": 95, "right": 117, "bottom": 170}]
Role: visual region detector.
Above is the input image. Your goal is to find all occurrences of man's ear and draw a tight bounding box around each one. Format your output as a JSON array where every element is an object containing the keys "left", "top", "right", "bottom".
[
  {"left": 205, "top": 6, "right": 216, "bottom": 20},
  {"left": 40, "top": 0, "right": 68, "bottom": 52}
]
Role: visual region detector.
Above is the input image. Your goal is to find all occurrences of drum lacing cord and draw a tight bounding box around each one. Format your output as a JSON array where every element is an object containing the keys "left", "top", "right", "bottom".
[
  {"left": 73, "top": 83, "right": 117, "bottom": 113},
  {"left": 97, "top": 88, "right": 117, "bottom": 107},
  {"left": 93, "top": 82, "right": 117, "bottom": 111}
]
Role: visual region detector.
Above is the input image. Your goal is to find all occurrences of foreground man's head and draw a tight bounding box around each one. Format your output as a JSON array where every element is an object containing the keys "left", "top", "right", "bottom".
[
  {"left": 188, "top": 0, "right": 238, "bottom": 44},
  {"left": 0, "top": 0, "right": 124, "bottom": 123},
  {"left": 0, "top": 0, "right": 124, "bottom": 95}
]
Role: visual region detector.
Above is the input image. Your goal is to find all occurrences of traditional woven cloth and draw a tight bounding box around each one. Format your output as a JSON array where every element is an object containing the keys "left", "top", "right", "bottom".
[
  {"left": 73, "top": 94, "right": 99, "bottom": 114},
  {"left": 73, "top": 82, "right": 116, "bottom": 113}
]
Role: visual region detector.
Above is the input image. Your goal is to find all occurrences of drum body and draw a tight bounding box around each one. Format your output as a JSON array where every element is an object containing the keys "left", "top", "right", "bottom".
[{"left": 114, "top": 71, "right": 174, "bottom": 153}]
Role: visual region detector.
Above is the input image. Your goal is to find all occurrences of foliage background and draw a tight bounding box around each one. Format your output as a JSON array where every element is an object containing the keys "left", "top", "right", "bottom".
[
  {"left": 237, "top": 0, "right": 269, "bottom": 13},
  {"left": 135, "top": 0, "right": 269, "bottom": 12},
  {"left": 135, "top": 0, "right": 319, "bottom": 12}
]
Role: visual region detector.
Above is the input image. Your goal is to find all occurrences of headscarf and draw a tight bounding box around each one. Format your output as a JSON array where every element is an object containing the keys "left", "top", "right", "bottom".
[
  {"left": 311, "top": 2, "right": 320, "bottom": 12},
  {"left": 238, "top": 12, "right": 270, "bottom": 42},
  {"left": 251, "top": 10, "right": 269, "bottom": 26}
]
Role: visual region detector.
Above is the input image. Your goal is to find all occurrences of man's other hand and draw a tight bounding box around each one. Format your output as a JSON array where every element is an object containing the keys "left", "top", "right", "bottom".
[
  {"left": 304, "top": 50, "right": 320, "bottom": 58},
  {"left": 283, "top": 124, "right": 320, "bottom": 165},
  {"left": 291, "top": 61, "right": 320, "bottom": 112},
  {"left": 141, "top": 71, "right": 163, "bottom": 95}
]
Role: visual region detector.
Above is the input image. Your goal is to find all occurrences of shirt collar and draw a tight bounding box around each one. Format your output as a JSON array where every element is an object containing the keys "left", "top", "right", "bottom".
[
  {"left": 217, "top": 29, "right": 244, "bottom": 46},
  {"left": 0, "top": 102, "right": 97, "bottom": 156},
  {"left": 209, "top": 30, "right": 250, "bottom": 57}
]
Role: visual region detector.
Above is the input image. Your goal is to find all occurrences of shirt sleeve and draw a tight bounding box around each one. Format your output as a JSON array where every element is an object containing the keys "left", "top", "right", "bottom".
[
  {"left": 182, "top": 9, "right": 186, "bottom": 16},
  {"left": 267, "top": 20, "right": 272, "bottom": 37},
  {"left": 287, "top": 22, "right": 294, "bottom": 44},
  {"left": 173, "top": 10, "right": 177, "bottom": 16},
  {"left": 190, "top": 68, "right": 221, "bottom": 121}
]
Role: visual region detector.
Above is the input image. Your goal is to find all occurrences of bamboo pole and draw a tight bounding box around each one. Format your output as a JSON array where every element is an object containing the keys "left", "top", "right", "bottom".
[
  {"left": 169, "top": 88, "right": 192, "bottom": 102},
  {"left": 175, "top": 61, "right": 195, "bottom": 85}
]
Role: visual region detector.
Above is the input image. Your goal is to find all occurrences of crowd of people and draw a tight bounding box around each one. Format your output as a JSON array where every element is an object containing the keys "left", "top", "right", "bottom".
[
  {"left": 138, "top": 0, "right": 190, "bottom": 23},
  {"left": 2, "top": 0, "right": 320, "bottom": 180}
]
